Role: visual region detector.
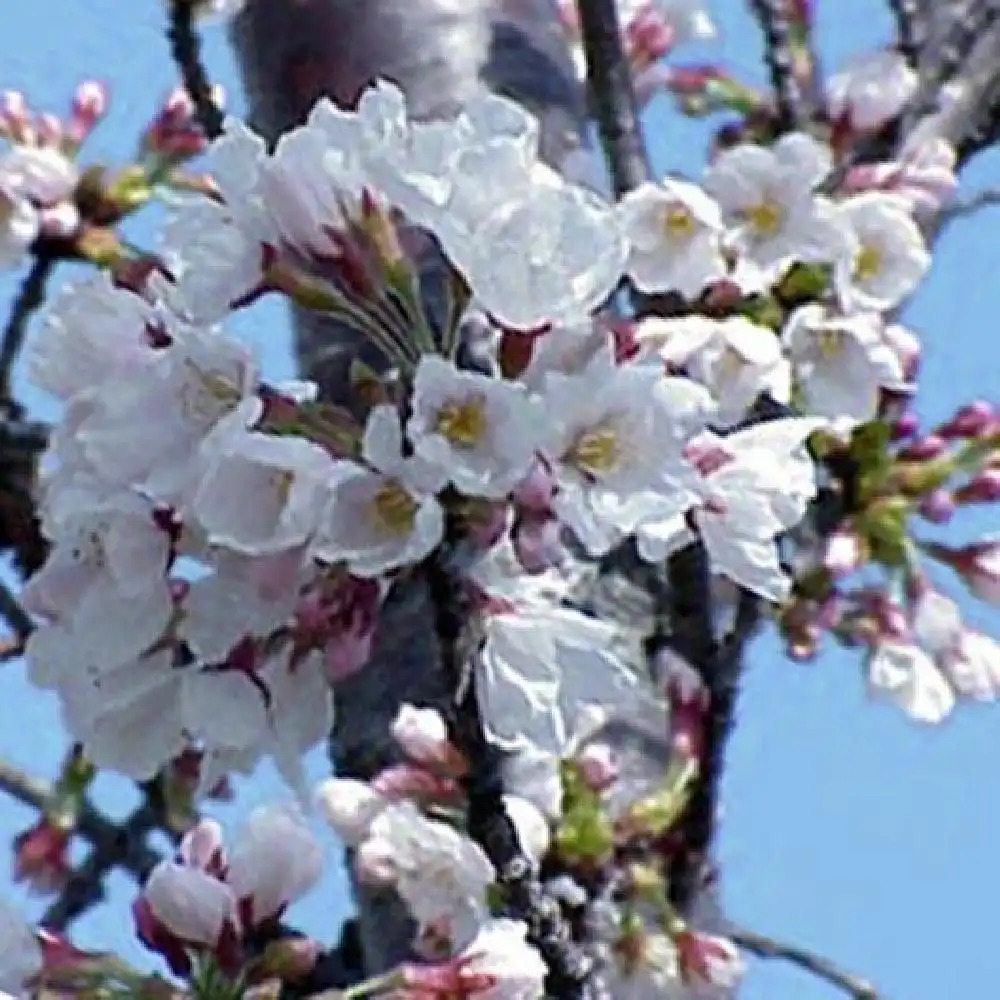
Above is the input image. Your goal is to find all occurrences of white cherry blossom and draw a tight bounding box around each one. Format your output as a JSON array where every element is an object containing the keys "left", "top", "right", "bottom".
[
  {"left": 193, "top": 428, "right": 338, "bottom": 555},
  {"left": 617, "top": 178, "right": 726, "bottom": 298},
  {"left": 28, "top": 273, "right": 162, "bottom": 402},
  {"left": 637, "top": 418, "right": 824, "bottom": 601},
  {"left": 477, "top": 603, "right": 643, "bottom": 758},
  {"left": 438, "top": 160, "right": 627, "bottom": 331},
  {"left": 408, "top": 355, "right": 541, "bottom": 499},
  {"left": 867, "top": 639, "right": 955, "bottom": 724},
  {"left": 827, "top": 49, "right": 918, "bottom": 132},
  {"left": 636, "top": 314, "right": 788, "bottom": 423},
  {"left": 311, "top": 405, "right": 448, "bottom": 577},
  {"left": 455, "top": 919, "right": 548, "bottom": 1000},
  {"left": 782, "top": 304, "right": 903, "bottom": 423},
  {"left": 224, "top": 803, "right": 323, "bottom": 925},
  {"left": 705, "top": 131, "right": 853, "bottom": 282},
  {"left": 358, "top": 801, "right": 494, "bottom": 951},
  {"left": 162, "top": 118, "right": 272, "bottom": 324},
  {"left": 539, "top": 350, "right": 709, "bottom": 555},
  {"left": 75, "top": 325, "right": 259, "bottom": 505},
  {"left": 315, "top": 777, "right": 389, "bottom": 845},
  {"left": 834, "top": 192, "right": 930, "bottom": 312}
]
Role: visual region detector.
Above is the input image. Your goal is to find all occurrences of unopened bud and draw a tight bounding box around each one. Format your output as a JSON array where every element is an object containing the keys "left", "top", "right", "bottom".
[
  {"left": 938, "top": 400, "right": 996, "bottom": 440},
  {"left": 576, "top": 743, "right": 619, "bottom": 792},
  {"left": 918, "top": 488, "right": 956, "bottom": 524},
  {"left": 956, "top": 469, "right": 1000, "bottom": 505}
]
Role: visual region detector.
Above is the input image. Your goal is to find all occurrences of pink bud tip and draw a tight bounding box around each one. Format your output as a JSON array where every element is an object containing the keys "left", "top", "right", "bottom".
[{"left": 919, "top": 488, "right": 956, "bottom": 524}]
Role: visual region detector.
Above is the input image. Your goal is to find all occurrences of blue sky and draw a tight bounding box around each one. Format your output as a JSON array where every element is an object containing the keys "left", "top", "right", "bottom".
[{"left": 1, "top": 3, "right": 999, "bottom": 998}]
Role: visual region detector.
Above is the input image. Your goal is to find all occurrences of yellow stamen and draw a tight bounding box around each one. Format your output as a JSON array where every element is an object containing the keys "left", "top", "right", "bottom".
[
  {"left": 568, "top": 424, "right": 621, "bottom": 476},
  {"left": 854, "top": 244, "right": 882, "bottom": 282},
  {"left": 436, "top": 395, "right": 488, "bottom": 449},
  {"left": 746, "top": 200, "right": 784, "bottom": 237},
  {"left": 664, "top": 204, "right": 696, "bottom": 239},
  {"left": 817, "top": 328, "right": 843, "bottom": 360},
  {"left": 372, "top": 480, "right": 417, "bottom": 535}
]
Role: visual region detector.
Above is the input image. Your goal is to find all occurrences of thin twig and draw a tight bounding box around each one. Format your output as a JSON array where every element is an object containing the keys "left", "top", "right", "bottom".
[
  {"left": 42, "top": 786, "right": 171, "bottom": 930},
  {"left": 727, "top": 922, "right": 880, "bottom": 1000},
  {"left": 0, "top": 757, "right": 163, "bottom": 887},
  {"left": 0, "top": 578, "right": 34, "bottom": 650},
  {"left": 576, "top": 0, "right": 651, "bottom": 196},
  {"left": 167, "top": 0, "right": 225, "bottom": 141},
  {"left": 748, "top": 0, "right": 808, "bottom": 133},
  {"left": 888, "top": 0, "right": 928, "bottom": 66},
  {"left": 0, "top": 256, "right": 54, "bottom": 408}
]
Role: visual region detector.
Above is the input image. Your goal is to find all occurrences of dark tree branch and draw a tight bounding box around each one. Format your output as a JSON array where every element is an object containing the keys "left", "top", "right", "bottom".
[
  {"left": 727, "top": 922, "right": 880, "bottom": 1000},
  {"left": 0, "top": 758, "right": 164, "bottom": 911},
  {"left": 41, "top": 782, "right": 173, "bottom": 931},
  {"left": 0, "top": 579, "right": 33, "bottom": 651},
  {"left": 888, "top": 0, "right": 928, "bottom": 66},
  {"left": 748, "top": 0, "right": 808, "bottom": 133},
  {"left": 424, "top": 550, "right": 594, "bottom": 1000},
  {"left": 0, "top": 256, "right": 53, "bottom": 410},
  {"left": 576, "top": 0, "right": 651, "bottom": 196},
  {"left": 167, "top": 0, "right": 225, "bottom": 141}
]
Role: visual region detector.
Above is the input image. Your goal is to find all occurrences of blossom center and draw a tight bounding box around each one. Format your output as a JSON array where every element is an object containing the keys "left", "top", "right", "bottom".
[
  {"left": 371, "top": 479, "right": 418, "bottom": 535},
  {"left": 567, "top": 423, "right": 622, "bottom": 477},
  {"left": 746, "top": 199, "right": 784, "bottom": 237},
  {"left": 663, "top": 204, "right": 696, "bottom": 240},
  {"left": 816, "top": 328, "right": 844, "bottom": 359},
  {"left": 854, "top": 244, "right": 883, "bottom": 282},
  {"left": 436, "top": 395, "right": 488, "bottom": 449},
  {"left": 179, "top": 359, "right": 245, "bottom": 425}
]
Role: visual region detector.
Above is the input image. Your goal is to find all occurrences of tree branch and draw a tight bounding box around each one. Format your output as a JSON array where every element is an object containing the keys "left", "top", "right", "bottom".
[
  {"left": 425, "top": 550, "right": 594, "bottom": 1000},
  {"left": 727, "top": 922, "right": 880, "bottom": 1000},
  {"left": 41, "top": 784, "right": 172, "bottom": 931},
  {"left": 0, "top": 758, "right": 163, "bottom": 894},
  {"left": 748, "top": 0, "right": 808, "bottom": 134},
  {"left": 166, "top": 0, "right": 225, "bottom": 141},
  {"left": 0, "top": 256, "right": 53, "bottom": 410},
  {"left": 576, "top": 0, "right": 651, "bottom": 196},
  {"left": 0, "top": 578, "right": 33, "bottom": 652},
  {"left": 888, "top": 0, "right": 928, "bottom": 66}
]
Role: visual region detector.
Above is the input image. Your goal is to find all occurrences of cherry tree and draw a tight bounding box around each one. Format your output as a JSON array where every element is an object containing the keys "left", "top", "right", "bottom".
[{"left": 0, "top": 2, "right": 999, "bottom": 999}]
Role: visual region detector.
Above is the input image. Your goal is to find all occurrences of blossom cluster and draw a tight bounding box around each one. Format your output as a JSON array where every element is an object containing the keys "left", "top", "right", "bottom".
[{"left": 3, "top": 19, "right": 1000, "bottom": 1000}]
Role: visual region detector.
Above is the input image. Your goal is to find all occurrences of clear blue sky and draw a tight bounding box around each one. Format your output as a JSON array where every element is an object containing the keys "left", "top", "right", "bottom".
[{"left": 1, "top": 3, "right": 999, "bottom": 998}]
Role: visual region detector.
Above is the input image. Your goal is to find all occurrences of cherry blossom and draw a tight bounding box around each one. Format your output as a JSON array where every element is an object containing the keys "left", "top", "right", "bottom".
[
  {"left": 834, "top": 192, "right": 930, "bottom": 312},
  {"left": 705, "top": 131, "right": 852, "bottom": 282},
  {"left": 617, "top": 177, "right": 727, "bottom": 297},
  {"left": 408, "top": 355, "right": 542, "bottom": 499},
  {"left": 311, "top": 405, "right": 448, "bottom": 577}
]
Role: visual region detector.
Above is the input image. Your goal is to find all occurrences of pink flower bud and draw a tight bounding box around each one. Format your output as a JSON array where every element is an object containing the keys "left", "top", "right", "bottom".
[
  {"left": 391, "top": 705, "right": 468, "bottom": 776},
  {"left": 576, "top": 742, "right": 619, "bottom": 792},
  {"left": 956, "top": 469, "right": 1000, "bottom": 505},
  {"left": 35, "top": 113, "right": 63, "bottom": 148},
  {"left": 13, "top": 817, "right": 71, "bottom": 894},
  {"left": 675, "top": 929, "right": 745, "bottom": 989},
  {"left": 72, "top": 80, "right": 109, "bottom": 122},
  {"left": 919, "top": 488, "right": 956, "bottom": 524},
  {"left": 898, "top": 434, "right": 946, "bottom": 461},
  {"left": 890, "top": 410, "right": 920, "bottom": 440},
  {"left": 371, "top": 763, "right": 462, "bottom": 802},
  {"left": 937, "top": 400, "right": 996, "bottom": 440},
  {"left": 513, "top": 458, "right": 556, "bottom": 513},
  {"left": 824, "top": 529, "right": 865, "bottom": 577}
]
